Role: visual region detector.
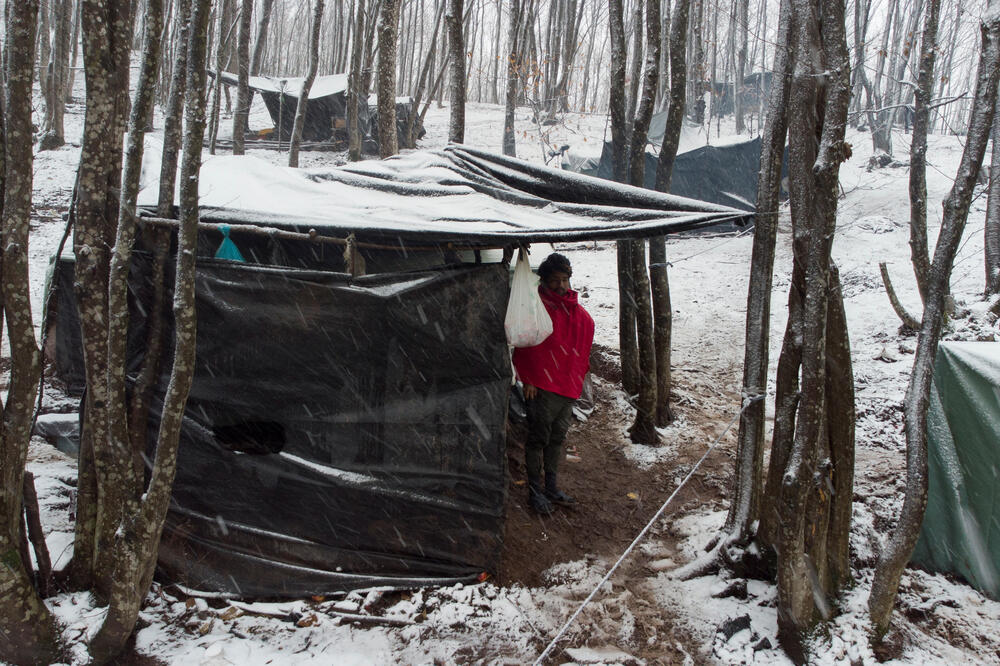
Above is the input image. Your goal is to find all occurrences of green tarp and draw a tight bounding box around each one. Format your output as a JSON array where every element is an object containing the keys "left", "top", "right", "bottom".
[{"left": 912, "top": 341, "right": 1000, "bottom": 598}]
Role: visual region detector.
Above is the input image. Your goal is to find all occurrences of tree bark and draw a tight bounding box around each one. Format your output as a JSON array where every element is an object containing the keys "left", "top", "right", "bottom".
[
  {"left": 406, "top": 2, "right": 445, "bottom": 148},
  {"left": 289, "top": 0, "right": 325, "bottom": 167},
  {"left": 649, "top": 0, "right": 694, "bottom": 428},
  {"left": 250, "top": 0, "right": 276, "bottom": 76},
  {"left": 502, "top": 0, "right": 522, "bottom": 156},
  {"left": 985, "top": 94, "right": 1000, "bottom": 297},
  {"left": 347, "top": 0, "right": 367, "bottom": 162},
  {"left": 447, "top": 0, "right": 466, "bottom": 143},
  {"left": 626, "top": 0, "right": 662, "bottom": 439},
  {"left": 735, "top": 0, "right": 749, "bottom": 133},
  {"left": 772, "top": 0, "right": 853, "bottom": 653},
  {"left": 869, "top": 4, "right": 1000, "bottom": 640},
  {"left": 0, "top": 3, "right": 63, "bottom": 662},
  {"left": 608, "top": 0, "right": 638, "bottom": 395},
  {"left": 71, "top": 0, "right": 136, "bottom": 597},
  {"left": 722, "top": 0, "right": 793, "bottom": 548},
  {"left": 627, "top": 238, "right": 660, "bottom": 444},
  {"left": 87, "top": 1, "right": 209, "bottom": 661},
  {"left": 654, "top": 0, "right": 690, "bottom": 192},
  {"left": 625, "top": 1, "right": 643, "bottom": 135},
  {"left": 40, "top": 0, "right": 73, "bottom": 150},
  {"left": 83, "top": 0, "right": 168, "bottom": 658},
  {"left": 37, "top": 0, "right": 52, "bottom": 118},
  {"left": 909, "top": 0, "right": 942, "bottom": 304},
  {"left": 377, "top": 0, "right": 401, "bottom": 157},
  {"left": 231, "top": 0, "right": 254, "bottom": 155}
]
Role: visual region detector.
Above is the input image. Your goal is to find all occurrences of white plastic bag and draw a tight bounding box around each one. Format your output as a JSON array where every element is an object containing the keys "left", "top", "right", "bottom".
[{"left": 504, "top": 249, "right": 553, "bottom": 347}]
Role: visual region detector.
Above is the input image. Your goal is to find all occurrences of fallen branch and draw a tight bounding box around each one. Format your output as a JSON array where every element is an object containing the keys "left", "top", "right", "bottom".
[{"left": 879, "top": 262, "right": 921, "bottom": 330}]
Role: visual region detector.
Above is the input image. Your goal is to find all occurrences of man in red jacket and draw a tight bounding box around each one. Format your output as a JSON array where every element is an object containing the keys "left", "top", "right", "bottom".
[{"left": 512, "top": 253, "right": 595, "bottom": 515}]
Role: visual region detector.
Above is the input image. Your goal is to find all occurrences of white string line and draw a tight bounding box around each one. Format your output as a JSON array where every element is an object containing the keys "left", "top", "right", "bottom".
[{"left": 532, "top": 393, "right": 764, "bottom": 666}]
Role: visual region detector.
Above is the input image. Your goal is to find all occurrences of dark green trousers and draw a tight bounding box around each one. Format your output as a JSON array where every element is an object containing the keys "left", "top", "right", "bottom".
[{"left": 524, "top": 388, "right": 575, "bottom": 482}]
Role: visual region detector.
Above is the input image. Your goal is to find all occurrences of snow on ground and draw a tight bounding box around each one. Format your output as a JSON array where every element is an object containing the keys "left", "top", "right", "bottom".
[{"left": 21, "top": 78, "right": 1000, "bottom": 664}]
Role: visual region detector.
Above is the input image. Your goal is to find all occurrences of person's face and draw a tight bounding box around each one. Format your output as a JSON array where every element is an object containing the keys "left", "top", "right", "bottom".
[{"left": 544, "top": 270, "right": 571, "bottom": 296}]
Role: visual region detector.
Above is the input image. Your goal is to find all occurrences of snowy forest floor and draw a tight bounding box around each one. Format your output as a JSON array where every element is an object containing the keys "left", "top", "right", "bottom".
[{"left": 16, "top": 86, "right": 1000, "bottom": 665}]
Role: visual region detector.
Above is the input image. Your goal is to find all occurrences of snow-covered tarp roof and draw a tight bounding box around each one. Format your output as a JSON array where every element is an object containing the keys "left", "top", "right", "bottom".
[
  {"left": 216, "top": 71, "right": 349, "bottom": 98},
  {"left": 138, "top": 145, "right": 751, "bottom": 245}
]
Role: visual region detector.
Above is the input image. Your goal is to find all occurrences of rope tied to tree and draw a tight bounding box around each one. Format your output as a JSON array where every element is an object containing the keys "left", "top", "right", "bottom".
[{"left": 532, "top": 393, "right": 766, "bottom": 666}]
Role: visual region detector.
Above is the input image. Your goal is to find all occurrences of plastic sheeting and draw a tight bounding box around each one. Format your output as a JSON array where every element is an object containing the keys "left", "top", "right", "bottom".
[
  {"left": 52, "top": 256, "right": 511, "bottom": 596},
  {"left": 138, "top": 145, "right": 750, "bottom": 244},
  {"left": 565, "top": 137, "right": 789, "bottom": 213},
  {"left": 912, "top": 342, "right": 1000, "bottom": 598}
]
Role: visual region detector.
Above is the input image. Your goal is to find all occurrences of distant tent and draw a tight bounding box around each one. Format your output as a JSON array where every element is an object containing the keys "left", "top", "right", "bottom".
[
  {"left": 46, "top": 146, "right": 750, "bottom": 597},
  {"left": 215, "top": 72, "right": 424, "bottom": 149},
  {"left": 912, "top": 342, "right": 1000, "bottom": 599},
  {"left": 216, "top": 72, "right": 363, "bottom": 143},
  {"left": 565, "top": 136, "right": 787, "bottom": 213}
]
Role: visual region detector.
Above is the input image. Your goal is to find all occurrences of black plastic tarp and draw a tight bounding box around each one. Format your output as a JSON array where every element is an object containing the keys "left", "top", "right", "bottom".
[
  {"left": 213, "top": 71, "right": 374, "bottom": 144},
  {"left": 52, "top": 255, "right": 511, "bottom": 596},
  {"left": 565, "top": 137, "right": 788, "bottom": 213},
  {"left": 146, "top": 145, "right": 752, "bottom": 245},
  {"left": 49, "top": 145, "right": 754, "bottom": 597}
]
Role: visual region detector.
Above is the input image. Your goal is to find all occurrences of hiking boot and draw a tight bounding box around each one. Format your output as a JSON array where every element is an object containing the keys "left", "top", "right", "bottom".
[
  {"left": 529, "top": 489, "right": 555, "bottom": 515},
  {"left": 545, "top": 487, "right": 576, "bottom": 505},
  {"left": 545, "top": 472, "right": 576, "bottom": 506}
]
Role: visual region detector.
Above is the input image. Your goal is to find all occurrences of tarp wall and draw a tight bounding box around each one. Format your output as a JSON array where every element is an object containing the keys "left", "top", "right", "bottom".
[
  {"left": 567, "top": 137, "right": 789, "bottom": 213},
  {"left": 912, "top": 342, "right": 1000, "bottom": 598},
  {"left": 53, "top": 255, "right": 511, "bottom": 596}
]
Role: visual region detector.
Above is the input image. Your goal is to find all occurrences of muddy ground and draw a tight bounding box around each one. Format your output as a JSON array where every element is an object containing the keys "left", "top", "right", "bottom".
[{"left": 497, "top": 347, "right": 743, "bottom": 663}]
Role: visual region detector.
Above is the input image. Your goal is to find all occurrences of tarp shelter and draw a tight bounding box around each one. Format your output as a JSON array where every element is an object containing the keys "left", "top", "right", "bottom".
[
  {"left": 563, "top": 136, "right": 788, "bottom": 212},
  {"left": 215, "top": 72, "right": 424, "bottom": 149},
  {"left": 216, "top": 72, "right": 364, "bottom": 143},
  {"left": 49, "top": 145, "right": 749, "bottom": 597},
  {"left": 912, "top": 342, "right": 1000, "bottom": 598}
]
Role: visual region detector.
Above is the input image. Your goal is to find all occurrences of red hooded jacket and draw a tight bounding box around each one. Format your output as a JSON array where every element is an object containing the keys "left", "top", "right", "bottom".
[{"left": 512, "top": 287, "right": 595, "bottom": 400}]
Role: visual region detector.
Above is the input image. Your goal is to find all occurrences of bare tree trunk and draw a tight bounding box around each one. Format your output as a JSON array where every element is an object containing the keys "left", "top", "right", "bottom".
[
  {"left": 122, "top": 0, "right": 192, "bottom": 472},
  {"left": 655, "top": 0, "right": 690, "bottom": 189},
  {"left": 772, "top": 0, "right": 853, "bottom": 654},
  {"left": 40, "top": 0, "right": 73, "bottom": 150},
  {"left": 289, "top": 0, "right": 325, "bottom": 167},
  {"left": 628, "top": 239, "right": 659, "bottom": 443},
  {"left": 448, "top": 0, "right": 466, "bottom": 143},
  {"left": 67, "top": 0, "right": 82, "bottom": 102},
  {"left": 250, "top": 0, "right": 275, "bottom": 76},
  {"left": 347, "top": 0, "right": 367, "bottom": 162},
  {"left": 86, "top": 0, "right": 167, "bottom": 658},
  {"left": 690, "top": 0, "right": 706, "bottom": 124},
  {"left": 735, "top": 0, "right": 749, "bottom": 133},
  {"left": 987, "top": 95, "right": 1000, "bottom": 297},
  {"left": 647, "top": 0, "right": 692, "bottom": 425},
  {"left": 909, "top": 0, "right": 942, "bottom": 304},
  {"left": 37, "top": 0, "right": 51, "bottom": 119},
  {"left": 869, "top": 3, "right": 1000, "bottom": 640},
  {"left": 625, "top": 1, "right": 643, "bottom": 135},
  {"left": 71, "top": 0, "right": 135, "bottom": 598},
  {"left": 208, "top": 4, "right": 226, "bottom": 153},
  {"left": 405, "top": 2, "right": 445, "bottom": 147},
  {"left": 628, "top": 0, "right": 661, "bottom": 188},
  {"left": 608, "top": 0, "right": 638, "bottom": 395},
  {"left": 625, "top": 0, "right": 662, "bottom": 443},
  {"left": 377, "top": 0, "right": 401, "bottom": 157},
  {"left": 722, "top": 0, "right": 793, "bottom": 549},
  {"left": 870, "top": 0, "right": 898, "bottom": 155},
  {"left": 825, "top": 265, "right": 855, "bottom": 591},
  {"left": 232, "top": 0, "right": 253, "bottom": 155},
  {"left": 502, "top": 0, "right": 522, "bottom": 156},
  {"left": 0, "top": 3, "right": 63, "bottom": 662}
]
